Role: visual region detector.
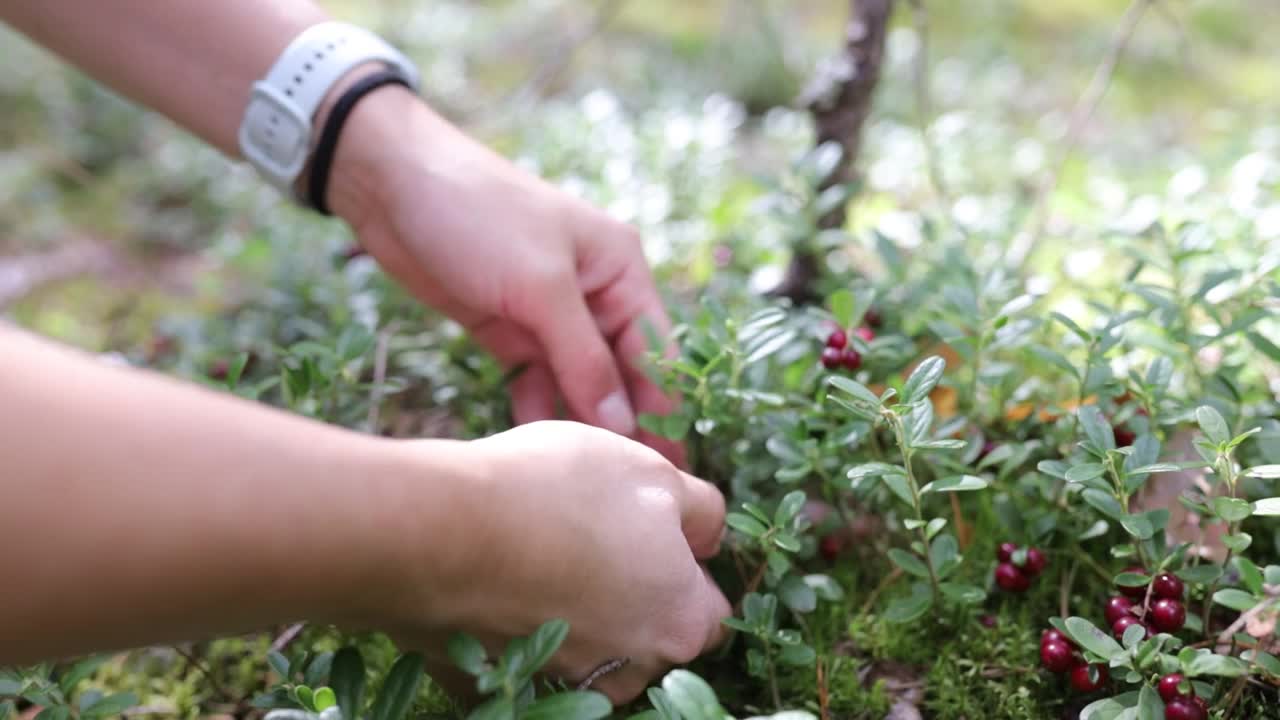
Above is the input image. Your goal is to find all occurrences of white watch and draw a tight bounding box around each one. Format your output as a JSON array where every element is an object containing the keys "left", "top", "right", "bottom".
[{"left": 237, "top": 21, "right": 420, "bottom": 198}]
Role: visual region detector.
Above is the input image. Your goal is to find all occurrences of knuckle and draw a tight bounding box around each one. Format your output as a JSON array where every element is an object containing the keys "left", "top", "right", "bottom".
[{"left": 660, "top": 612, "right": 710, "bottom": 665}]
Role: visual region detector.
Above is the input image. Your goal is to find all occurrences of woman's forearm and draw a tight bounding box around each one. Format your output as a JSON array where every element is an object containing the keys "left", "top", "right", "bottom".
[
  {"left": 0, "top": 0, "right": 330, "bottom": 157},
  {"left": 0, "top": 326, "right": 472, "bottom": 665}
]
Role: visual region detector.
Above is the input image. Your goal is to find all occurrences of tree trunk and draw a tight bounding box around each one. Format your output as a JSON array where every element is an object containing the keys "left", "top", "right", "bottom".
[{"left": 770, "top": 0, "right": 893, "bottom": 304}]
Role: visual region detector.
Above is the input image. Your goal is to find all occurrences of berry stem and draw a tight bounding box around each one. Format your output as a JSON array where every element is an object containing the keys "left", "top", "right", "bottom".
[
  {"left": 888, "top": 411, "right": 942, "bottom": 601},
  {"left": 1201, "top": 451, "right": 1241, "bottom": 640}
]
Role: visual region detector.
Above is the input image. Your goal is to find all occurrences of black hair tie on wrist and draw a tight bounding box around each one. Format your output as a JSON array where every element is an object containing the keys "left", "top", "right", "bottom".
[{"left": 308, "top": 68, "right": 412, "bottom": 216}]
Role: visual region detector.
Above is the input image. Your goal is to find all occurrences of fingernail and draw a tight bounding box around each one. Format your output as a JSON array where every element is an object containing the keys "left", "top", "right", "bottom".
[{"left": 596, "top": 391, "right": 636, "bottom": 436}]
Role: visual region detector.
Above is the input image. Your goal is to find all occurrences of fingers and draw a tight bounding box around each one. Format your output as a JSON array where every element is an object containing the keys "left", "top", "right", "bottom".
[
  {"left": 525, "top": 288, "right": 636, "bottom": 437},
  {"left": 676, "top": 471, "right": 726, "bottom": 560},
  {"left": 510, "top": 363, "right": 557, "bottom": 425},
  {"left": 699, "top": 564, "right": 731, "bottom": 652}
]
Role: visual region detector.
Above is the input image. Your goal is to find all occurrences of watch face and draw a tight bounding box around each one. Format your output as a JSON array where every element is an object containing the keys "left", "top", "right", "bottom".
[{"left": 242, "top": 87, "right": 312, "bottom": 179}]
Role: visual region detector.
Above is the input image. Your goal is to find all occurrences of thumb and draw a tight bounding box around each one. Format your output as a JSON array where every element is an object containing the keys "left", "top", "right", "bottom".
[
  {"left": 678, "top": 471, "right": 726, "bottom": 559},
  {"left": 527, "top": 287, "right": 635, "bottom": 436}
]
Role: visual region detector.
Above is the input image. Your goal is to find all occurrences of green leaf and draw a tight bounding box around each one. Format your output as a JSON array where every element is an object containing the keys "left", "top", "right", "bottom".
[
  {"left": 467, "top": 696, "right": 515, "bottom": 720},
  {"left": 774, "top": 491, "right": 807, "bottom": 527},
  {"left": 1246, "top": 465, "right": 1280, "bottom": 479},
  {"left": 930, "top": 534, "right": 961, "bottom": 579},
  {"left": 645, "top": 687, "right": 679, "bottom": 720},
  {"left": 662, "top": 670, "right": 727, "bottom": 720},
  {"left": 1079, "top": 406, "right": 1116, "bottom": 453},
  {"left": 777, "top": 575, "right": 817, "bottom": 613},
  {"left": 1136, "top": 684, "right": 1162, "bottom": 720},
  {"left": 1066, "top": 463, "right": 1107, "bottom": 483},
  {"left": 916, "top": 439, "right": 967, "bottom": 450},
  {"left": 1242, "top": 650, "right": 1280, "bottom": 677},
  {"left": 1037, "top": 460, "right": 1072, "bottom": 480},
  {"left": 523, "top": 691, "right": 612, "bottom": 720},
  {"left": 81, "top": 693, "right": 138, "bottom": 720},
  {"left": 448, "top": 634, "right": 488, "bottom": 676},
  {"left": 829, "top": 289, "right": 855, "bottom": 329},
  {"left": 727, "top": 513, "right": 768, "bottom": 538},
  {"left": 313, "top": 688, "right": 337, "bottom": 712},
  {"left": 1247, "top": 330, "right": 1280, "bottom": 362},
  {"left": 1083, "top": 489, "right": 1124, "bottom": 520},
  {"left": 803, "top": 574, "right": 844, "bottom": 602},
  {"left": 921, "top": 475, "right": 988, "bottom": 494},
  {"left": 939, "top": 582, "right": 986, "bottom": 605},
  {"left": 331, "top": 647, "right": 367, "bottom": 720},
  {"left": 744, "top": 328, "right": 797, "bottom": 365},
  {"left": 847, "top": 462, "right": 902, "bottom": 481},
  {"left": 1268, "top": 565, "right": 1280, "bottom": 586},
  {"left": 1187, "top": 652, "right": 1250, "bottom": 678},
  {"left": 33, "top": 709, "right": 70, "bottom": 720},
  {"left": 774, "top": 463, "right": 812, "bottom": 484},
  {"left": 778, "top": 643, "right": 817, "bottom": 666},
  {"left": 267, "top": 651, "right": 291, "bottom": 679},
  {"left": 773, "top": 532, "right": 802, "bottom": 553},
  {"left": 1252, "top": 497, "right": 1280, "bottom": 516},
  {"left": 1120, "top": 514, "right": 1154, "bottom": 540},
  {"left": 1051, "top": 312, "right": 1093, "bottom": 342},
  {"left": 1145, "top": 356, "right": 1173, "bottom": 388},
  {"left": 887, "top": 549, "right": 932, "bottom": 579},
  {"left": 1213, "top": 588, "right": 1259, "bottom": 612},
  {"left": 826, "top": 376, "right": 881, "bottom": 409},
  {"left": 882, "top": 473, "right": 915, "bottom": 506},
  {"left": 1237, "top": 557, "right": 1264, "bottom": 595},
  {"left": 1080, "top": 693, "right": 1140, "bottom": 720},
  {"left": 1195, "top": 406, "right": 1229, "bottom": 445},
  {"left": 296, "top": 686, "right": 316, "bottom": 711},
  {"left": 1031, "top": 345, "right": 1079, "bottom": 379},
  {"left": 1114, "top": 571, "right": 1151, "bottom": 587},
  {"left": 57, "top": 656, "right": 107, "bottom": 695},
  {"left": 1127, "top": 463, "right": 1182, "bottom": 476},
  {"left": 902, "top": 356, "right": 946, "bottom": 404},
  {"left": 883, "top": 583, "right": 934, "bottom": 624},
  {"left": 1065, "top": 617, "right": 1124, "bottom": 660},
  {"left": 1175, "top": 565, "right": 1222, "bottom": 584},
  {"left": 369, "top": 652, "right": 425, "bottom": 720},
  {"left": 1212, "top": 497, "right": 1252, "bottom": 523},
  {"left": 1123, "top": 623, "right": 1148, "bottom": 650},
  {"left": 1222, "top": 532, "right": 1252, "bottom": 553},
  {"left": 926, "top": 518, "right": 947, "bottom": 540}
]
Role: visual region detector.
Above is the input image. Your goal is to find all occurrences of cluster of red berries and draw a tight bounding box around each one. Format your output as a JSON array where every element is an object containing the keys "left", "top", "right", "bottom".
[
  {"left": 1158, "top": 673, "right": 1209, "bottom": 719},
  {"left": 993, "top": 542, "right": 1046, "bottom": 592},
  {"left": 1106, "top": 569, "right": 1187, "bottom": 640},
  {"left": 820, "top": 326, "right": 874, "bottom": 371},
  {"left": 1038, "top": 629, "right": 1109, "bottom": 691}
]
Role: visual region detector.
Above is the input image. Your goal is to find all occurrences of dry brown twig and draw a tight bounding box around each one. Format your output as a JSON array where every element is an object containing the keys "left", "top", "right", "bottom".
[{"left": 1008, "top": 0, "right": 1156, "bottom": 266}]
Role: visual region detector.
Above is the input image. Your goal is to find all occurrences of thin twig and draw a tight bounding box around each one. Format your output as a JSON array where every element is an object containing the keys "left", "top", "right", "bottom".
[
  {"left": 817, "top": 657, "right": 831, "bottom": 720},
  {"left": 506, "top": 0, "right": 630, "bottom": 108},
  {"left": 172, "top": 645, "right": 229, "bottom": 700},
  {"left": 906, "top": 0, "right": 949, "bottom": 207},
  {"left": 1008, "top": 0, "right": 1154, "bottom": 266},
  {"left": 366, "top": 321, "right": 400, "bottom": 432},
  {"left": 269, "top": 622, "right": 308, "bottom": 654},
  {"left": 1060, "top": 558, "right": 1079, "bottom": 619},
  {"left": 859, "top": 567, "right": 904, "bottom": 616}
]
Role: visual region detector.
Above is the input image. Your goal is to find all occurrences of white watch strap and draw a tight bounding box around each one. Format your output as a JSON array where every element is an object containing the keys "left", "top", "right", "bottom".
[{"left": 238, "top": 21, "right": 420, "bottom": 197}]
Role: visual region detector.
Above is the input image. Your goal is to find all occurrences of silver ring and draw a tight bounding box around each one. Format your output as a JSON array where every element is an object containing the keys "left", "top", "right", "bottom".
[{"left": 575, "top": 657, "right": 630, "bottom": 691}]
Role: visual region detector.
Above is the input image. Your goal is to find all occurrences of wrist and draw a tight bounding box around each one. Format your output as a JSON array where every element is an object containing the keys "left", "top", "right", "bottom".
[
  {"left": 318, "top": 435, "right": 494, "bottom": 633},
  {"left": 318, "top": 81, "right": 425, "bottom": 228}
]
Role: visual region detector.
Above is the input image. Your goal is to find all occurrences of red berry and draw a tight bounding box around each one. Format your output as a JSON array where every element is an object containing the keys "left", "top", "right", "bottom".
[
  {"left": 854, "top": 326, "right": 875, "bottom": 343},
  {"left": 1119, "top": 567, "right": 1149, "bottom": 599},
  {"left": 1158, "top": 673, "right": 1188, "bottom": 703},
  {"left": 1113, "top": 425, "right": 1136, "bottom": 447},
  {"left": 1192, "top": 697, "right": 1209, "bottom": 713},
  {"left": 1040, "top": 640, "right": 1077, "bottom": 673},
  {"left": 995, "top": 562, "right": 1030, "bottom": 592},
  {"left": 1104, "top": 596, "right": 1135, "bottom": 625},
  {"left": 1041, "top": 628, "right": 1071, "bottom": 648},
  {"left": 979, "top": 614, "right": 997, "bottom": 628},
  {"left": 978, "top": 440, "right": 999, "bottom": 460},
  {"left": 820, "top": 347, "right": 843, "bottom": 369},
  {"left": 1022, "top": 548, "right": 1047, "bottom": 576},
  {"left": 1111, "top": 615, "right": 1148, "bottom": 640},
  {"left": 209, "top": 359, "right": 230, "bottom": 380},
  {"left": 996, "top": 542, "right": 1018, "bottom": 563},
  {"left": 1069, "top": 663, "right": 1108, "bottom": 692},
  {"left": 1151, "top": 598, "right": 1186, "bottom": 633},
  {"left": 864, "top": 308, "right": 883, "bottom": 328},
  {"left": 840, "top": 347, "right": 862, "bottom": 370},
  {"left": 826, "top": 329, "right": 848, "bottom": 349},
  {"left": 1164, "top": 698, "right": 1207, "bottom": 720},
  {"left": 1152, "top": 572, "right": 1185, "bottom": 600},
  {"left": 819, "top": 534, "right": 842, "bottom": 562}
]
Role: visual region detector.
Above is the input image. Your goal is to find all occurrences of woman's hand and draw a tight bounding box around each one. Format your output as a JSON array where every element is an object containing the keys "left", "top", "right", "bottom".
[
  {"left": 370, "top": 421, "right": 729, "bottom": 704},
  {"left": 328, "top": 88, "right": 685, "bottom": 464}
]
